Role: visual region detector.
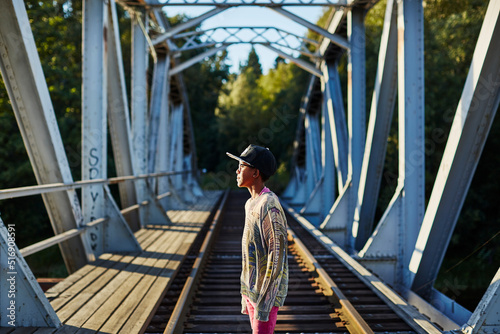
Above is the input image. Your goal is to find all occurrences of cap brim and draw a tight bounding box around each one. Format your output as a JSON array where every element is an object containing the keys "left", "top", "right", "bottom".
[{"left": 226, "top": 152, "right": 253, "bottom": 166}]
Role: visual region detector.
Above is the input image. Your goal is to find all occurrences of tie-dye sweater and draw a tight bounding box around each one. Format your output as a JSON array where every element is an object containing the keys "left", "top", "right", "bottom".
[{"left": 241, "top": 187, "right": 288, "bottom": 321}]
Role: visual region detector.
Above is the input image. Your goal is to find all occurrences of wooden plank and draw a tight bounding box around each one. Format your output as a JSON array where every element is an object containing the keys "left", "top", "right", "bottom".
[
  {"left": 76, "top": 228, "right": 186, "bottom": 331},
  {"left": 66, "top": 228, "right": 180, "bottom": 329},
  {"left": 117, "top": 233, "right": 198, "bottom": 333},
  {"left": 50, "top": 253, "right": 127, "bottom": 312},
  {"left": 45, "top": 254, "right": 112, "bottom": 300},
  {"left": 103, "top": 230, "right": 196, "bottom": 333},
  {"left": 60, "top": 253, "right": 136, "bottom": 324}
]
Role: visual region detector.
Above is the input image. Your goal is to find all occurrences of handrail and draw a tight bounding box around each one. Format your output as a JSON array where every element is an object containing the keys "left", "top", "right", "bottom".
[{"left": 0, "top": 170, "right": 191, "bottom": 200}]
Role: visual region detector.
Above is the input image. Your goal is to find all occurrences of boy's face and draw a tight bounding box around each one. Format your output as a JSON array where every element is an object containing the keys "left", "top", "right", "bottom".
[{"left": 236, "top": 162, "right": 257, "bottom": 188}]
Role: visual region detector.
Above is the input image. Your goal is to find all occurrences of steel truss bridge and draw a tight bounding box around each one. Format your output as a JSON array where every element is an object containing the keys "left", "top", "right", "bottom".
[{"left": 0, "top": 0, "right": 499, "bottom": 333}]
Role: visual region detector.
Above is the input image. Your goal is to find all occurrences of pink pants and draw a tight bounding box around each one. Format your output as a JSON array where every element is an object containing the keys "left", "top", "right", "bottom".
[{"left": 243, "top": 296, "right": 279, "bottom": 334}]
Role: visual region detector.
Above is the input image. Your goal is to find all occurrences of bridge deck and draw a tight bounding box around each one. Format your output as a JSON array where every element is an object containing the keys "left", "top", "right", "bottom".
[{"left": 2, "top": 191, "right": 222, "bottom": 334}]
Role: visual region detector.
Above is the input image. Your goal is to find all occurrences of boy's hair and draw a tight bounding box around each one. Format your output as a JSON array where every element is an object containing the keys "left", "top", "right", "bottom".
[{"left": 260, "top": 171, "right": 270, "bottom": 182}]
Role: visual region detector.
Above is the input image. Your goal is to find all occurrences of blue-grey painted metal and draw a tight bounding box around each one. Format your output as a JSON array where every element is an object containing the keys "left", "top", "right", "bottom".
[
  {"left": 303, "top": 112, "right": 322, "bottom": 202},
  {"left": 0, "top": 0, "right": 91, "bottom": 273},
  {"left": 410, "top": 0, "right": 500, "bottom": 299},
  {"left": 0, "top": 221, "right": 61, "bottom": 327},
  {"left": 322, "top": 62, "right": 349, "bottom": 190},
  {"left": 152, "top": 7, "right": 228, "bottom": 46},
  {"left": 300, "top": 111, "right": 323, "bottom": 224},
  {"left": 354, "top": 0, "right": 398, "bottom": 250},
  {"left": 107, "top": 0, "right": 140, "bottom": 231},
  {"left": 155, "top": 68, "right": 172, "bottom": 208},
  {"left": 131, "top": 9, "right": 151, "bottom": 226},
  {"left": 397, "top": 0, "right": 425, "bottom": 290},
  {"left": 357, "top": 0, "right": 425, "bottom": 291},
  {"left": 262, "top": 44, "right": 322, "bottom": 77},
  {"left": 170, "top": 45, "right": 228, "bottom": 76},
  {"left": 170, "top": 27, "right": 319, "bottom": 60},
  {"left": 461, "top": 268, "right": 500, "bottom": 334},
  {"left": 346, "top": 7, "right": 366, "bottom": 251},
  {"left": 148, "top": 54, "right": 170, "bottom": 177},
  {"left": 102, "top": 186, "right": 142, "bottom": 253},
  {"left": 321, "top": 79, "right": 337, "bottom": 221},
  {"left": 270, "top": 7, "right": 350, "bottom": 50},
  {"left": 319, "top": 61, "right": 350, "bottom": 247},
  {"left": 150, "top": 0, "right": 348, "bottom": 5},
  {"left": 82, "top": 0, "right": 108, "bottom": 259}
]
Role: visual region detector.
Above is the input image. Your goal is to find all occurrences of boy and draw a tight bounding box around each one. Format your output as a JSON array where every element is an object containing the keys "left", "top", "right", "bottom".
[{"left": 226, "top": 144, "right": 288, "bottom": 333}]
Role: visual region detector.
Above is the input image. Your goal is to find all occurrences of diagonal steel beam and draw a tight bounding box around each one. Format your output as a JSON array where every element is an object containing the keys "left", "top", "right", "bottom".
[
  {"left": 263, "top": 44, "right": 322, "bottom": 77},
  {"left": 410, "top": 0, "right": 500, "bottom": 298},
  {"left": 0, "top": 0, "right": 92, "bottom": 273},
  {"left": 354, "top": 0, "right": 398, "bottom": 250},
  {"left": 169, "top": 45, "right": 228, "bottom": 76},
  {"left": 152, "top": 7, "right": 228, "bottom": 46},
  {"left": 107, "top": 0, "right": 140, "bottom": 231},
  {"left": 270, "top": 7, "right": 349, "bottom": 50}
]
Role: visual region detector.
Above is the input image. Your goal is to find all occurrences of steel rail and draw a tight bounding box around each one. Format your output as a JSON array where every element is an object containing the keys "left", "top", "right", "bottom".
[
  {"left": 0, "top": 170, "right": 191, "bottom": 200},
  {"left": 164, "top": 189, "right": 229, "bottom": 334},
  {"left": 288, "top": 228, "right": 374, "bottom": 334}
]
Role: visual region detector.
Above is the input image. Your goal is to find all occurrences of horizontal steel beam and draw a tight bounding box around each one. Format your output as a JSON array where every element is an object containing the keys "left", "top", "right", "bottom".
[{"left": 128, "top": 0, "right": 349, "bottom": 6}]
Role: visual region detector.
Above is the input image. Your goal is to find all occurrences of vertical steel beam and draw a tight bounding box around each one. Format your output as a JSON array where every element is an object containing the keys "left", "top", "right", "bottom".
[
  {"left": 397, "top": 0, "right": 425, "bottom": 289},
  {"left": 107, "top": 0, "right": 140, "bottom": 231},
  {"left": 156, "top": 78, "right": 172, "bottom": 207},
  {"left": 0, "top": 1, "right": 91, "bottom": 272},
  {"left": 148, "top": 54, "right": 170, "bottom": 178},
  {"left": 131, "top": 9, "right": 150, "bottom": 225},
  {"left": 410, "top": 0, "right": 500, "bottom": 297},
  {"left": 300, "top": 111, "right": 323, "bottom": 224},
  {"left": 82, "top": 0, "right": 108, "bottom": 257},
  {"left": 347, "top": 7, "right": 366, "bottom": 250},
  {"left": 303, "top": 112, "right": 322, "bottom": 200},
  {"left": 354, "top": 0, "right": 398, "bottom": 250}
]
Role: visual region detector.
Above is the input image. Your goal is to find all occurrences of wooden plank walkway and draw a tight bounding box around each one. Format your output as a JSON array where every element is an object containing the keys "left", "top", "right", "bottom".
[{"left": 1, "top": 191, "right": 222, "bottom": 334}]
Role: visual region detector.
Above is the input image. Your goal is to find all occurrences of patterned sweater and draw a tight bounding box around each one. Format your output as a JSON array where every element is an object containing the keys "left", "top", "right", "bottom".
[{"left": 240, "top": 188, "right": 288, "bottom": 321}]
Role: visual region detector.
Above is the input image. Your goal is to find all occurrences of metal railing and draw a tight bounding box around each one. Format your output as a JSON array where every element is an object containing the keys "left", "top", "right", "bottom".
[{"left": 0, "top": 170, "right": 192, "bottom": 257}]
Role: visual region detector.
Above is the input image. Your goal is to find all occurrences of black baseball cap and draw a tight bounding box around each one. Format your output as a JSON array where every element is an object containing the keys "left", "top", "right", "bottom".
[{"left": 226, "top": 145, "right": 277, "bottom": 177}]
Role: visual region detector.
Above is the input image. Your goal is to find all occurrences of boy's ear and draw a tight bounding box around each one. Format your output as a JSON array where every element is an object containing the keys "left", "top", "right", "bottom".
[{"left": 253, "top": 169, "right": 260, "bottom": 178}]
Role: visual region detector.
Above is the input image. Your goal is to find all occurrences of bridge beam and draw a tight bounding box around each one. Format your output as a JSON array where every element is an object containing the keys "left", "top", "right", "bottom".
[
  {"left": 107, "top": 0, "right": 140, "bottom": 231},
  {"left": 0, "top": 0, "right": 92, "bottom": 272},
  {"left": 82, "top": 0, "right": 108, "bottom": 258},
  {"left": 320, "top": 6, "right": 366, "bottom": 250},
  {"left": 410, "top": 0, "right": 500, "bottom": 299},
  {"left": 357, "top": 0, "right": 425, "bottom": 291},
  {"left": 354, "top": 0, "right": 398, "bottom": 251},
  {"left": 152, "top": 7, "right": 228, "bottom": 46},
  {"left": 461, "top": 268, "right": 500, "bottom": 334},
  {"left": 131, "top": 9, "right": 151, "bottom": 226}
]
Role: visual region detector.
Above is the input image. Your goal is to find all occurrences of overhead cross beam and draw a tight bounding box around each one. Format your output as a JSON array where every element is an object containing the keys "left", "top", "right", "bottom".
[
  {"left": 170, "top": 26, "right": 320, "bottom": 59},
  {"left": 129, "top": 0, "right": 349, "bottom": 6}
]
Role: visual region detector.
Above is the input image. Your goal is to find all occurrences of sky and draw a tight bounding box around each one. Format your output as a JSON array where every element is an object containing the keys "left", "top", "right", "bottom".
[{"left": 162, "top": 5, "right": 326, "bottom": 73}]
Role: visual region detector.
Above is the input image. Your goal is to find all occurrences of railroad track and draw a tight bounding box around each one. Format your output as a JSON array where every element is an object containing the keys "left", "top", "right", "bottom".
[{"left": 145, "top": 190, "right": 417, "bottom": 334}]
